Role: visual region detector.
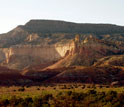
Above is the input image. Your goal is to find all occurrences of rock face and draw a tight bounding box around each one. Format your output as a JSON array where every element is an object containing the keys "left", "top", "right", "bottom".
[
  {"left": 1, "top": 20, "right": 124, "bottom": 70},
  {"left": 0, "top": 34, "right": 123, "bottom": 70},
  {"left": 46, "top": 36, "right": 124, "bottom": 69},
  {"left": 25, "top": 33, "right": 39, "bottom": 42},
  {"left": 0, "top": 40, "right": 75, "bottom": 69}
]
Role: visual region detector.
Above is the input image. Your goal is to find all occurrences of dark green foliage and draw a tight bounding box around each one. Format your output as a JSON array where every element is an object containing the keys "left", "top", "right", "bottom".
[
  {"left": 87, "top": 89, "right": 97, "bottom": 95},
  {"left": 66, "top": 91, "right": 72, "bottom": 96},
  {"left": 13, "top": 89, "right": 16, "bottom": 92},
  {"left": 18, "top": 87, "right": 25, "bottom": 91},
  {"left": 42, "top": 94, "right": 53, "bottom": 101},
  {"left": 82, "top": 85, "right": 85, "bottom": 89},
  {"left": 0, "top": 99, "right": 9, "bottom": 106},
  {"left": 37, "top": 88, "right": 40, "bottom": 90},
  {"left": 98, "top": 85, "right": 103, "bottom": 88},
  {"left": 10, "top": 96, "right": 24, "bottom": 106},
  {"left": 71, "top": 92, "right": 86, "bottom": 101},
  {"left": 107, "top": 90, "right": 117, "bottom": 98},
  {"left": 33, "top": 97, "right": 43, "bottom": 107},
  {"left": 96, "top": 92, "right": 105, "bottom": 101}
]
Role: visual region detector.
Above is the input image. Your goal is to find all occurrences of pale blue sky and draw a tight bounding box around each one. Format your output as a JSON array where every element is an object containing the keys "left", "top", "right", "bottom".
[{"left": 0, "top": 0, "right": 124, "bottom": 33}]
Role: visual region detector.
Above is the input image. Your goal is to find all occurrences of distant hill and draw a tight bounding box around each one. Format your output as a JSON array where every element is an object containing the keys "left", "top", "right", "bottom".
[
  {"left": 0, "top": 20, "right": 124, "bottom": 48},
  {"left": 20, "top": 20, "right": 124, "bottom": 34},
  {"left": 0, "top": 20, "right": 124, "bottom": 70},
  {"left": 94, "top": 55, "right": 124, "bottom": 67}
]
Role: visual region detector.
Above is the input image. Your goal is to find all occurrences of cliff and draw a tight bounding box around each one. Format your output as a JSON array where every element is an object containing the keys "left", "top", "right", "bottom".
[
  {"left": 0, "top": 40, "right": 75, "bottom": 69},
  {"left": 0, "top": 34, "right": 124, "bottom": 70},
  {"left": 46, "top": 36, "right": 124, "bottom": 69},
  {"left": 0, "top": 20, "right": 124, "bottom": 70}
]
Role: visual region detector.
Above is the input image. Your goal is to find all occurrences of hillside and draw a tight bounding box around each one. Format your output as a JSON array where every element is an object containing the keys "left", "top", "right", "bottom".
[
  {"left": 94, "top": 55, "right": 124, "bottom": 67},
  {"left": 0, "top": 20, "right": 124, "bottom": 85},
  {"left": 44, "top": 66, "right": 123, "bottom": 84},
  {"left": 1, "top": 20, "right": 124, "bottom": 48},
  {"left": 46, "top": 36, "right": 124, "bottom": 69},
  {"left": 0, "top": 66, "right": 33, "bottom": 86},
  {"left": 22, "top": 20, "right": 124, "bottom": 34},
  {"left": 0, "top": 19, "right": 124, "bottom": 69}
]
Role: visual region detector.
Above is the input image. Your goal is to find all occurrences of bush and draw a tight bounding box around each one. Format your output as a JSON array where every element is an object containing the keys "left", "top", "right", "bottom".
[
  {"left": 13, "top": 89, "right": 16, "bottom": 92},
  {"left": 97, "top": 92, "right": 105, "bottom": 101},
  {"left": 71, "top": 92, "right": 85, "bottom": 101},
  {"left": 0, "top": 99, "right": 9, "bottom": 106},
  {"left": 117, "top": 93, "right": 124, "bottom": 104},
  {"left": 18, "top": 87, "right": 25, "bottom": 91},
  {"left": 25, "top": 97, "right": 33, "bottom": 103},
  {"left": 117, "top": 93, "right": 124, "bottom": 101},
  {"left": 66, "top": 91, "right": 72, "bottom": 96},
  {"left": 106, "top": 85, "right": 110, "bottom": 88},
  {"left": 91, "top": 84, "right": 96, "bottom": 89},
  {"left": 53, "top": 87, "right": 56, "bottom": 90},
  {"left": 107, "top": 91, "right": 117, "bottom": 98},
  {"left": 21, "top": 97, "right": 33, "bottom": 107},
  {"left": 113, "top": 101, "right": 121, "bottom": 107},
  {"left": 33, "top": 97, "right": 43, "bottom": 107},
  {"left": 37, "top": 88, "right": 40, "bottom": 90},
  {"left": 105, "top": 91, "right": 117, "bottom": 102},
  {"left": 98, "top": 85, "right": 103, "bottom": 88},
  {"left": 82, "top": 85, "right": 86, "bottom": 89},
  {"left": 56, "top": 92, "right": 63, "bottom": 98},
  {"left": 87, "top": 85, "right": 91, "bottom": 88},
  {"left": 87, "top": 90, "right": 97, "bottom": 95},
  {"left": 42, "top": 94, "right": 53, "bottom": 101},
  {"left": 10, "top": 96, "right": 23, "bottom": 106},
  {"left": 105, "top": 95, "right": 113, "bottom": 102}
]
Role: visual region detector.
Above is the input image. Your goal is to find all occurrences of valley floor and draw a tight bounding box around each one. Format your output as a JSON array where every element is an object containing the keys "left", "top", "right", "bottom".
[{"left": 0, "top": 84, "right": 124, "bottom": 107}]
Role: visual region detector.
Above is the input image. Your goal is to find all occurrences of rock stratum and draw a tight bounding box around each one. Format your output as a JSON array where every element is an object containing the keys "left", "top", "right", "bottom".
[
  {"left": 1, "top": 20, "right": 124, "bottom": 85},
  {"left": 0, "top": 42, "right": 75, "bottom": 69}
]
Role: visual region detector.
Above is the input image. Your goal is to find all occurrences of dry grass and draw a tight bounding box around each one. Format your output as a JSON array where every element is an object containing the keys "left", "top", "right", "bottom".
[{"left": 0, "top": 84, "right": 124, "bottom": 100}]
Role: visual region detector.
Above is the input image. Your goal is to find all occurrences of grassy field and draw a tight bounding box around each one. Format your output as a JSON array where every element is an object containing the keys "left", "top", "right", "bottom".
[
  {"left": 0, "top": 84, "right": 124, "bottom": 107},
  {"left": 0, "top": 84, "right": 124, "bottom": 99}
]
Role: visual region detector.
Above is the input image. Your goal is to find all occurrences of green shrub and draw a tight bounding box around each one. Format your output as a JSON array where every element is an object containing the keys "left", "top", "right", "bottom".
[
  {"left": 18, "top": 87, "right": 25, "bottom": 91},
  {"left": 107, "top": 91, "right": 117, "bottom": 98},
  {"left": 33, "top": 97, "right": 43, "bottom": 107},
  {"left": 113, "top": 101, "right": 121, "bottom": 107},
  {"left": 98, "top": 85, "right": 103, "bottom": 88},
  {"left": 105, "top": 95, "right": 113, "bottom": 102},
  {"left": 10, "top": 96, "right": 23, "bottom": 106},
  {"left": 66, "top": 91, "right": 72, "bottom": 96},
  {"left": 13, "top": 89, "right": 16, "bottom": 92},
  {"left": 71, "top": 92, "right": 85, "bottom": 101},
  {"left": 42, "top": 94, "right": 53, "bottom": 101},
  {"left": 117, "top": 93, "right": 124, "bottom": 101},
  {"left": 87, "top": 90, "right": 97, "bottom": 95},
  {"left": 37, "top": 88, "right": 40, "bottom": 90},
  {"left": 0, "top": 99, "right": 9, "bottom": 106},
  {"left": 56, "top": 92, "right": 63, "bottom": 98},
  {"left": 97, "top": 92, "right": 105, "bottom": 101}
]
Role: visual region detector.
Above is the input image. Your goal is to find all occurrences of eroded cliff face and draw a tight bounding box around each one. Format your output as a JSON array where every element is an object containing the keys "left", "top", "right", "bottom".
[{"left": 0, "top": 40, "right": 75, "bottom": 69}]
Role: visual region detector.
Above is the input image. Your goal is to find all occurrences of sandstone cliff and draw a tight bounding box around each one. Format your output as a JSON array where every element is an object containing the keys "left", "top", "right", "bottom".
[
  {"left": 0, "top": 40, "right": 75, "bottom": 69},
  {"left": 46, "top": 36, "right": 124, "bottom": 69},
  {"left": 0, "top": 20, "right": 124, "bottom": 70}
]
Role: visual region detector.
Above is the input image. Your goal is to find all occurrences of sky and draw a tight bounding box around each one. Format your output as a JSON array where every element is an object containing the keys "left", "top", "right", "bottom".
[{"left": 0, "top": 0, "right": 124, "bottom": 33}]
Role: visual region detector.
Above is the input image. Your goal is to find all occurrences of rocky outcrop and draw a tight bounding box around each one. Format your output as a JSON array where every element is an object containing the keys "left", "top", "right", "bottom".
[
  {"left": 25, "top": 33, "right": 39, "bottom": 42},
  {"left": 0, "top": 35, "right": 123, "bottom": 70},
  {"left": 45, "top": 36, "right": 124, "bottom": 69},
  {"left": 0, "top": 40, "right": 75, "bottom": 69}
]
